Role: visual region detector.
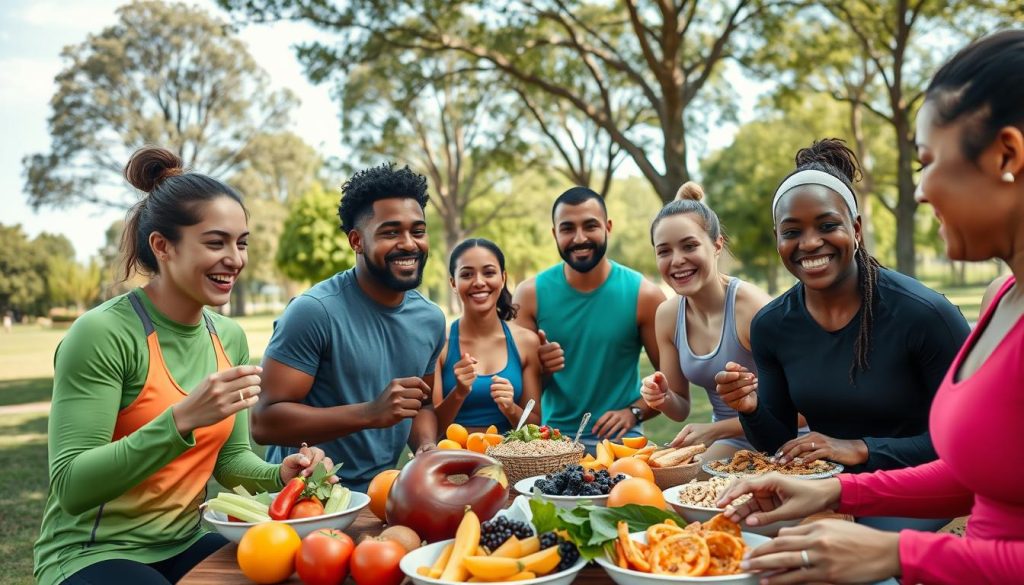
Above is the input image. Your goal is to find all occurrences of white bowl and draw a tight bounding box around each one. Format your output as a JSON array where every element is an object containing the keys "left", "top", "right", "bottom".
[
  {"left": 202, "top": 491, "right": 370, "bottom": 542},
  {"left": 662, "top": 485, "right": 800, "bottom": 537},
  {"left": 514, "top": 474, "right": 630, "bottom": 509},
  {"left": 401, "top": 537, "right": 587, "bottom": 585},
  {"left": 594, "top": 530, "right": 771, "bottom": 585}
]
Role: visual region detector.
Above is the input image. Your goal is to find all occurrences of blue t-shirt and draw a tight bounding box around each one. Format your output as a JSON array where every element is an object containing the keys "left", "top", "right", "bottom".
[
  {"left": 262, "top": 269, "right": 446, "bottom": 492},
  {"left": 440, "top": 319, "right": 523, "bottom": 432}
]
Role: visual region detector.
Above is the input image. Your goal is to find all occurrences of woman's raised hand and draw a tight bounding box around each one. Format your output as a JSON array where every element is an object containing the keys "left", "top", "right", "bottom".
[
  {"left": 714, "top": 362, "right": 758, "bottom": 414},
  {"left": 640, "top": 371, "right": 670, "bottom": 410},
  {"left": 171, "top": 365, "right": 262, "bottom": 437},
  {"left": 452, "top": 353, "right": 478, "bottom": 395}
]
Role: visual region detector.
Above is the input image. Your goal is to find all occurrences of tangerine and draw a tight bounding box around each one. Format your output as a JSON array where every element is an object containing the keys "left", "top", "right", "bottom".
[
  {"left": 367, "top": 469, "right": 400, "bottom": 520},
  {"left": 446, "top": 423, "right": 469, "bottom": 447},
  {"left": 483, "top": 433, "right": 503, "bottom": 447},
  {"left": 621, "top": 436, "right": 649, "bottom": 449},
  {"left": 466, "top": 432, "right": 488, "bottom": 453},
  {"left": 237, "top": 522, "right": 301, "bottom": 584},
  {"left": 485, "top": 424, "right": 499, "bottom": 435},
  {"left": 438, "top": 439, "right": 463, "bottom": 450},
  {"left": 608, "top": 457, "right": 655, "bottom": 483},
  {"left": 607, "top": 477, "right": 666, "bottom": 510}
]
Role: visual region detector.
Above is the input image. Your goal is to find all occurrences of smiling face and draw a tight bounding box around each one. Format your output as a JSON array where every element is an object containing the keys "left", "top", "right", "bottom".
[
  {"left": 156, "top": 196, "right": 248, "bottom": 308},
  {"left": 352, "top": 197, "right": 428, "bottom": 292},
  {"left": 451, "top": 245, "right": 505, "bottom": 316},
  {"left": 774, "top": 186, "right": 861, "bottom": 291},
  {"left": 652, "top": 213, "right": 723, "bottom": 295},
  {"left": 552, "top": 198, "right": 610, "bottom": 273},
  {"left": 914, "top": 101, "right": 1023, "bottom": 262}
]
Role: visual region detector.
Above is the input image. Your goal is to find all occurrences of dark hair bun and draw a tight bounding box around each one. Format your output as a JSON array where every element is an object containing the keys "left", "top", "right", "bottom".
[
  {"left": 674, "top": 181, "right": 705, "bottom": 202},
  {"left": 794, "top": 138, "right": 862, "bottom": 184},
  {"left": 124, "top": 146, "right": 184, "bottom": 192}
]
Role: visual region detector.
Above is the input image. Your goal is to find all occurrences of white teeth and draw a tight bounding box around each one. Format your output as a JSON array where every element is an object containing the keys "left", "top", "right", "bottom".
[
  {"left": 208, "top": 274, "right": 233, "bottom": 284},
  {"left": 800, "top": 256, "right": 831, "bottom": 270},
  {"left": 392, "top": 258, "right": 416, "bottom": 266},
  {"left": 671, "top": 269, "right": 696, "bottom": 279},
  {"left": 470, "top": 292, "right": 490, "bottom": 300}
]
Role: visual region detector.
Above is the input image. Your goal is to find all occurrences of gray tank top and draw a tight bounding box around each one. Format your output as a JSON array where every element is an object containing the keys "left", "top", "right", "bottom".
[{"left": 675, "top": 278, "right": 756, "bottom": 423}]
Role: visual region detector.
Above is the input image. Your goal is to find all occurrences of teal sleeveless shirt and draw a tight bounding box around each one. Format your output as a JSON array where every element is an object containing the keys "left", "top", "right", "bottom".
[{"left": 535, "top": 261, "right": 643, "bottom": 441}]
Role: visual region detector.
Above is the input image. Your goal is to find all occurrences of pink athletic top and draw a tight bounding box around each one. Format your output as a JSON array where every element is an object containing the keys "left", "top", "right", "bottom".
[{"left": 836, "top": 276, "right": 1023, "bottom": 584}]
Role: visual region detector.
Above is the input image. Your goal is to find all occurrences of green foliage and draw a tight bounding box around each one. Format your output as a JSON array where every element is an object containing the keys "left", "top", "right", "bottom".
[
  {"left": 46, "top": 257, "right": 102, "bottom": 312},
  {"left": 24, "top": 0, "right": 295, "bottom": 210},
  {"left": 276, "top": 184, "right": 355, "bottom": 284},
  {"left": 0, "top": 226, "right": 46, "bottom": 314}
]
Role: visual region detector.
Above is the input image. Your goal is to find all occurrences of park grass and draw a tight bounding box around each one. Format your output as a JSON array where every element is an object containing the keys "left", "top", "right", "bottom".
[{"left": 0, "top": 282, "right": 991, "bottom": 583}]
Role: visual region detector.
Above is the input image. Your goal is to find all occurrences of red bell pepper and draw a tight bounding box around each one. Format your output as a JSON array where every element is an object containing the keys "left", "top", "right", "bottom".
[{"left": 269, "top": 477, "right": 306, "bottom": 520}]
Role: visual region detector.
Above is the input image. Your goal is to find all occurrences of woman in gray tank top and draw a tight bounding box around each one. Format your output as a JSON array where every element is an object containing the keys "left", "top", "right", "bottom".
[{"left": 640, "top": 182, "right": 807, "bottom": 462}]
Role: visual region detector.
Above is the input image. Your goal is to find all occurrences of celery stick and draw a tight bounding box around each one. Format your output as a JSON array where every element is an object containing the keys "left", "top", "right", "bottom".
[
  {"left": 207, "top": 499, "right": 270, "bottom": 523},
  {"left": 216, "top": 493, "right": 270, "bottom": 516},
  {"left": 232, "top": 485, "right": 253, "bottom": 497},
  {"left": 322, "top": 485, "right": 350, "bottom": 514}
]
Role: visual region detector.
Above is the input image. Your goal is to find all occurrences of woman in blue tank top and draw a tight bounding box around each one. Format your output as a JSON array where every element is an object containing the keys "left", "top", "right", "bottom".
[
  {"left": 640, "top": 183, "right": 807, "bottom": 462},
  {"left": 434, "top": 239, "right": 542, "bottom": 433}
]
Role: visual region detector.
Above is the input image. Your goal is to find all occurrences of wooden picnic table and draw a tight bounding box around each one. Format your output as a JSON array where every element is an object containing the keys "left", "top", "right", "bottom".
[{"left": 179, "top": 502, "right": 849, "bottom": 585}]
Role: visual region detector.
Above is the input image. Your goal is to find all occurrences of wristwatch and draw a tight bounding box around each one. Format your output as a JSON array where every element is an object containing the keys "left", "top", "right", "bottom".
[{"left": 629, "top": 406, "right": 644, "bottom": 423}]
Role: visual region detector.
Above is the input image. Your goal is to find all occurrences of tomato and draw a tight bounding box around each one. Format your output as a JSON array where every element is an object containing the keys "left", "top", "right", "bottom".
[
  {"left": 296, "top": 529, "right": 354, "bottom": 585},
  {"left": 237, "top": 522, "right": 301, "bottom": 584},
  {"left": 367, "top": 469, "right": 399, "bottom": 521},
  {"left": 350, "top": 538, "right": 405, "bottom": 585},
  {"left": 289, "top": 497, "right": 325, "bottom": 519}
]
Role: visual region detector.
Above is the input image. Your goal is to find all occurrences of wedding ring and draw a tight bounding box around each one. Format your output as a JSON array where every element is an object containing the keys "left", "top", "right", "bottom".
[
  {"left": 239, "top": 390, "right": 245, "bottom": 403},
  {"left": 801, "top": 549, "right": 812, "bottom": 568}
]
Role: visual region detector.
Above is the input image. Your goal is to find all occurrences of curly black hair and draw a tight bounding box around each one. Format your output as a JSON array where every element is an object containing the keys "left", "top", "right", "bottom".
[{"left": 338, "top": 163, "right": 430, "bottom": 234}]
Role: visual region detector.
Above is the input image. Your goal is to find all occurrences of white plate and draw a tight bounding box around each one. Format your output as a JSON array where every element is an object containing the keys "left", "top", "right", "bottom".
[
  {"left": 514, "top": 474, "right": 630, "bottom": 509},
  {"left": 662, "top": 485, "right": 800, "bottom": 537},
  {"left": 400, "top": 536, "right": 587, "bottom": 585},
  {"left": 702, "top": 458, "right": 843, "bottom": 480},
  {"left": 594, "top": 530, "right": 771, "bottom": 585},
  {"left": 202, "top": 491, "right": 370, "bottom": 542}
]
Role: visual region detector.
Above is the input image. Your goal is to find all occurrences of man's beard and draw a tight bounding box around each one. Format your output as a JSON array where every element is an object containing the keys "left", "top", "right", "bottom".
[
  {"left": 363, "top": 250, "right": 427, "bottom": 292},
  {"left": 559, "top": 240, "right": 607, "bottom": 273}
]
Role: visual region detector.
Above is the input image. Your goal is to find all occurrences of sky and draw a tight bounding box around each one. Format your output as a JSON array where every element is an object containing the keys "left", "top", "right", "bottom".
[{"left": 0, "top": 0, "right": 757, "bottom": 262}]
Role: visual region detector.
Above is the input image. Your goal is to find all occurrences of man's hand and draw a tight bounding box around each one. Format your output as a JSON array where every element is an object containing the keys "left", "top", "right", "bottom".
[
  {"left": 366, "top": 377, "right": 430, "bottom": 428},
  {"left": 537, "top": 329, "right": 565, "bottom": 374},
  {"left": 591, "top": 408, "right": 636, "bottom": 440}
]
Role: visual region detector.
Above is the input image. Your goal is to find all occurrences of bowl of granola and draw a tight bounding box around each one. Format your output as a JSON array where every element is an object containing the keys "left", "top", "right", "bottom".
[
  {"left": 486, "top": 425, "right": 586, "bottom": 485},
  {"left": 663, "top": 477, "right": 801, "bottom": 537},
  {"left": 702, "top": 449, "right": 843, "bottom": 480}
]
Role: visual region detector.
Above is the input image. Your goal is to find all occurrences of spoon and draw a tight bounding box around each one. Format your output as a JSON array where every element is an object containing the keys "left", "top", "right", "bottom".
[
  {"left": 573, "top": 412, "right": 591, "bottom": 445},
  {"left": 515, "top": 399, "right": 536, "bottom": 432}
]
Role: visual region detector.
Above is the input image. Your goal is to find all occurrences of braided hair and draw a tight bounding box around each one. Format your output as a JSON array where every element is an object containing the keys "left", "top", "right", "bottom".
[{"left": 784, "top": 139, "right": 882, "bottom": 381}]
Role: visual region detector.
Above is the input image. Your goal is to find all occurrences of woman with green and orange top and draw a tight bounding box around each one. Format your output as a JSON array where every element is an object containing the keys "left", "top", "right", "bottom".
[{"left": 33, "top": 146, "right": 334, "bottom": 585}]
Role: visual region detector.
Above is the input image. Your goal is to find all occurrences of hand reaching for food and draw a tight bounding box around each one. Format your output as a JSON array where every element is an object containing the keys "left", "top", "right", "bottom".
[
  {"left": 714, "top": 362, "right": 758, "bottom": 413},
  {"left": 776, "top": 432, "right": 868, "bottom": 466}
]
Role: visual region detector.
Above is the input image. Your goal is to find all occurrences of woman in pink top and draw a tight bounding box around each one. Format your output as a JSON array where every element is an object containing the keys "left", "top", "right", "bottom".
[{"left": 716, "top": 31, "right": 1024, "bottom": 584}]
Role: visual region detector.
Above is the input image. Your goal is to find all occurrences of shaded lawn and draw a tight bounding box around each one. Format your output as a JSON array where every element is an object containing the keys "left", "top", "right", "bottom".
[
  {"left": 0, "top": 411, "right": 49, "bottom": 585},
  {"left": 0, "top": 378, "right": 53, "bottom": 407}
]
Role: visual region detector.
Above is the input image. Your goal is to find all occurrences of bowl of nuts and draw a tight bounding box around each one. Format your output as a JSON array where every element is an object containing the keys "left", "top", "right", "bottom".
[{"left": 662, "top": 477, "right": 801, "bottom": 537}]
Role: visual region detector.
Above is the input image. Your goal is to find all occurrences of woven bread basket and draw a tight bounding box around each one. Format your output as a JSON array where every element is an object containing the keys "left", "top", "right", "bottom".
[
  {"left": 651, "top": 454, "right": 704, "bottom": 490},
  {"left": 486, "top": 441, "right": 586, "bottom": 486}
]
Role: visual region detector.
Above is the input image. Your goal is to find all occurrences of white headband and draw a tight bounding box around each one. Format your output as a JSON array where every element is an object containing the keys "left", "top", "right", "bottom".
[{"left": 772, "top": 169, "right": 858, "bottom": 220}]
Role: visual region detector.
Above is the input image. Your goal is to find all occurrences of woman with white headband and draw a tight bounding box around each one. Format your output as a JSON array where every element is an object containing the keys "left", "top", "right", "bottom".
[{"left": 715, "top": 138, "right": 969, "bottom": 533}]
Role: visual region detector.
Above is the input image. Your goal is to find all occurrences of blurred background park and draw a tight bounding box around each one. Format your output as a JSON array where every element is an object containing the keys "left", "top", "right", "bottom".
[{"left": 1, "top": 0, "right": 1020, "bottom": 582}]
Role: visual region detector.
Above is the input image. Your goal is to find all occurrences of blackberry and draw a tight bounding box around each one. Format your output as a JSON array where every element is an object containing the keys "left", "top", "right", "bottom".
[
  {"left": 555, "top": 540, "right": 581, "bottom": 571},
  {"left": 539, "top": 531, "right": 559, "bottom": 550},
  {"left": 479, "top": 516, "right": 533, "bottom": 550},
  {"left": 580, "top": 483, "right": 601, "bottom": 496}
]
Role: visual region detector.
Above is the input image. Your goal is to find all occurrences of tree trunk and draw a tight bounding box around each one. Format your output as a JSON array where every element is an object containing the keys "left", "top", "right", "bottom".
[
  {"left": 230, "top": 277, "right": 248, "bottom": 317},
  {"left": 894, "top": 115, "right": 918, "bottom": 276},
  {"left": 849, "top": 100, "right": 876, "bottom": 252}
]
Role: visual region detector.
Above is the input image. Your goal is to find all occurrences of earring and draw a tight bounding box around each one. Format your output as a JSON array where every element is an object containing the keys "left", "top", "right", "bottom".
[{"left": 1002, "top": 172, "right": 1015, "bottom": 183}]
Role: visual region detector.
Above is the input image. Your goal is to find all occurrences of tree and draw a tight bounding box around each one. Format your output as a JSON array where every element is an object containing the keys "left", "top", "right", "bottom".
[
  {"left": 219, "top": 0, "right": 790, "bottom": 203},
  {"left": 46, "top": 258, "right": 102, "bottom": 313},
  {"left": 0, "top": 225, "right": 46, "bottom": 315},
  {"left": 276, "top": 184, "right": 355, "bottom": 284},
  {"left": 750, "top": 0, "right": 1012, "bottom": 276},
  {"left": 23, "top": 0, "right": 295, "bottom": 210}
]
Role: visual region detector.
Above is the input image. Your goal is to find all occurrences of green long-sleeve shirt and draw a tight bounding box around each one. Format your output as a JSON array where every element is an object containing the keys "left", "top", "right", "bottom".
[{"left": 34, "top": 290, "right": 281, "bottom": 585}]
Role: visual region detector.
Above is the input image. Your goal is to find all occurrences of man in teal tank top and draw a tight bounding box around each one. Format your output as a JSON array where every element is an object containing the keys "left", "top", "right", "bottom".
[{"left": 513, "top": 187, "right": 665, "bottom": 449}]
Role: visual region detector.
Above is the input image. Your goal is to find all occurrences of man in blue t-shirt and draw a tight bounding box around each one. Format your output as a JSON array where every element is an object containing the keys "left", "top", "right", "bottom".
[{"left": 252, "top": 163, "right": 446, "bottom": 492}]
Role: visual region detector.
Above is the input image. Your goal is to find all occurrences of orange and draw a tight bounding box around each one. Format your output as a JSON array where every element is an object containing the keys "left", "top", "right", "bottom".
[
  {"left": 367, "top": 469, "right": 400, "bottom": 521},
  {"left": 485, "top": 424, "right": 499, "bottom": 435},
  {"left": 438, "top": 439, "right": 463, "bottom": 450},
  {"left": 483, "top": 433, "right": 503, "bottom": 447},
  {"left": 609, "top": 443, "right": 639, "bottom": 459},
  {"left": 607, "top": 478, "right": 666, "bottom": 510},
  {"left": 621, "top": 436, "right": 649, "bottom": 449},
  {"left": 237, "top": 522, "right": 301, "bottom": 584},
  {"left": 608, "top": 457, "right": 655, "bottom": 483},
  {"left": 446, "top": 423, "right": 469, "bottom": 447},
  {"left": 466, "top": 432, "right": 488, "bottom": 453}
]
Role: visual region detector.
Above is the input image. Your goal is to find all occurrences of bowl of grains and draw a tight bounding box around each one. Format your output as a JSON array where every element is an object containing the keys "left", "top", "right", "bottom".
[
  {"left": 663, "top": 477, "right": 801, "bottom": 537},
  {"left": 703, "top": 449, "right": 843, "bottom": 480},
  {"left": 486, "top": 438, "right": 586, "bottom": 486}
]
